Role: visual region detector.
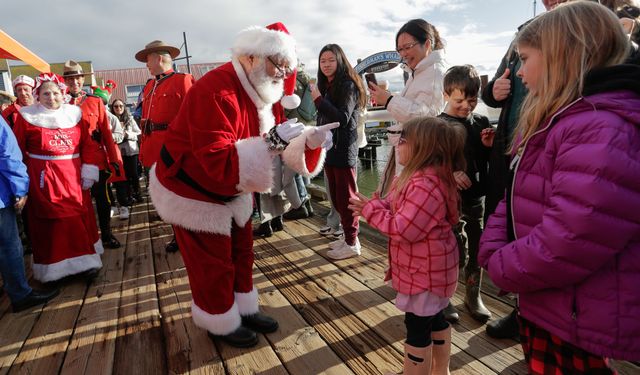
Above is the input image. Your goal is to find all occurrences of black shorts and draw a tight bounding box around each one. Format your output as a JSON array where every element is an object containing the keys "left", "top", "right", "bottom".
[{"left": 404, "top": 310, "right": 450, "bottom": 347}]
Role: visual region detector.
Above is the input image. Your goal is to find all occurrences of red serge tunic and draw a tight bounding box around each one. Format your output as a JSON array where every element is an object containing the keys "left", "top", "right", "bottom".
[
  {"left": 1, "top": 103, "right": 21, "bottom": 129},
  {"left": 139, "top": 71, "right": 194, "bottom": 167},
  {"left": 13, "top": 103, "right": 103, "bottom": 283}
]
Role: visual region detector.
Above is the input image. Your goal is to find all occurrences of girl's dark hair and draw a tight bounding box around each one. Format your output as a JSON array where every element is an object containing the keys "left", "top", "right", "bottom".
[
  {"left": 110, "top": 99, "right": 130, "bottom": 122},
  {"left": 396, "top": 19, "right": 444, "bottom": 50},
  {"left": 317, "top": 44, "right": 366, "bottom": 109}
]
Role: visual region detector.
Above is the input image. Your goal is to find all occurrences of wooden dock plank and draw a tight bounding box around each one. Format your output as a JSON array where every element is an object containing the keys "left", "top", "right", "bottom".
[
  {"left": 252, "top": 258, "right": 355, "bottom": 375},
  {"left": 297, "top": 212, "right": 526, "bottom": 373},
  {"left": 147, "top": 210, "right": 225, "bottom": 375},
  {"left": 268, "top": 222, "right": 497, "bottom": 375},
  {"left": 58, "top": 203, "right": 133, "bottom": 375},
  {"left": 9, "top": 280, "right": 87, "bottom": 374},
  {"left": 113, "top": 199, "right": 166, "bottom": 374},
  {"left": 254, "top": 237, "right": 403, "bottom": 375}
]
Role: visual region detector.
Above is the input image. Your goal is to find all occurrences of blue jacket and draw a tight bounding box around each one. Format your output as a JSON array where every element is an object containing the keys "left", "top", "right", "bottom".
[{"left": 0, "top": 117, "right": 28, "bottom": 209}]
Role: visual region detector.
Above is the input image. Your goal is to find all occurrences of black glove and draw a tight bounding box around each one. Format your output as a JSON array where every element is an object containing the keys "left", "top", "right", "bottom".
[
  {"left": 110, "top": 162, "right": 121, "bottom": 177},
  {"left": 91, "top": 130, "right": 102, "bottom": 142}
]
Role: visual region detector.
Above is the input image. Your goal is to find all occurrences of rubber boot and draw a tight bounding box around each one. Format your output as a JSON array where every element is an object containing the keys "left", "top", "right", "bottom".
[
  {"left": 486, "top": 308, "right": 519, "bottom": 339},
  {"left": 385, "top": 343, "right": 432, "bottom": 375},
  {"left": 431, "top": 326, "right": 451, "bottom": 375},
  {"left": 442, "top": 302, "right": 459, "bottom": 324},
  {"left": 464, "top": 268, "right": 491, "bottom": 323}
]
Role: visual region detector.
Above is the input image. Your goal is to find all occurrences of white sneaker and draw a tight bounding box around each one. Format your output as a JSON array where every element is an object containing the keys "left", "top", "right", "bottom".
[
  {"left": 333, "top": 228, "right": 344, "bottom": 237},
  {"left": 110, "top": 206, "right": 118, "bottom": 218},
  {"left": 118, "top": 206, "right": 130, "bottom": 220},
  {"left": 329, "top": 235, "right": 345, "bottom": 249},
  {"left": 327, "top": 238, "right": 361, "bottom": 260}
]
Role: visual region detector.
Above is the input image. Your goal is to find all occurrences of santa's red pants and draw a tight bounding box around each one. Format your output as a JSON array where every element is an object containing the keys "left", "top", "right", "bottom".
[{"left": 175, "top": 219, "right": 258, "bottom": 335}]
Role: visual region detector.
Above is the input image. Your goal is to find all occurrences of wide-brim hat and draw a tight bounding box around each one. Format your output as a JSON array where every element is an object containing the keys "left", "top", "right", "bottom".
[
  {"left": 135, "top": 40, "right": 180, "bottom": 62},
  {"left": 0, "top": 90, "right": 16, "bottom": 102},
  {"left": 62, "top": 60, "right": 93, "bottom": 78}
]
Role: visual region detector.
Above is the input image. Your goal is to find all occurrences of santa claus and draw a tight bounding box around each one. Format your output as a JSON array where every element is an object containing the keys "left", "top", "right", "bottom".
[{"left": 148, "top": 22, "right": 336, "bottom": 348}]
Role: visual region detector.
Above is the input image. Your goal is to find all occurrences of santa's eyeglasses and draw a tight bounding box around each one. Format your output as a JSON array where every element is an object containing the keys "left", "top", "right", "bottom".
[{"left": 266, "top": 56, "right": 293, "bottom": 78}]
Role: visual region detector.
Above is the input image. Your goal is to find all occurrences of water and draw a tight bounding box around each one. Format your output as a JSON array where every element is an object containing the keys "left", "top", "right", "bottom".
[{"left": 312, "top": 138, "right": 393, "bottom": 198}]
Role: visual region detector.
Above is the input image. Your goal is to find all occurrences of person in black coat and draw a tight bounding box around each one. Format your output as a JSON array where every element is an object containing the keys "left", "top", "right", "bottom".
[{"left": 311, "top": 44, "right": 366, "bottom": 260}]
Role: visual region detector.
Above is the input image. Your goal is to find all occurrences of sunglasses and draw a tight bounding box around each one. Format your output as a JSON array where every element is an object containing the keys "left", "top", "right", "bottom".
[{"left": 113, "top": 105, "right": 124, "bottom": 108}]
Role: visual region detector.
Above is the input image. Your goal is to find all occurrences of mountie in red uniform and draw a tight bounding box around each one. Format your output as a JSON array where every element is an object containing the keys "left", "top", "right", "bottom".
[
  {"left": 70, "top": 92, "right": 123, "bottom": 252},
  {"left": 139, "top": 70, "right": 194, "bottom": 168},
  {"left": 2, "top": 103, "right": 21, "bottom": 129},
  {"left": 149, "top": 60, "right": 325, "bottom": 336}
]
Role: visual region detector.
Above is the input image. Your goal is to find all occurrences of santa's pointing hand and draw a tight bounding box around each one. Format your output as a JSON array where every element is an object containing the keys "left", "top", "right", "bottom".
[{"left": 306, "top": 121, "right": 339, "bottom": 150}]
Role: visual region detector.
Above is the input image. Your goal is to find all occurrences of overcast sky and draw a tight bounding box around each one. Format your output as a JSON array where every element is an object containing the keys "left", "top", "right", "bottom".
[{"left": 3, "top": 0, "right": 538, "bottom": 89}]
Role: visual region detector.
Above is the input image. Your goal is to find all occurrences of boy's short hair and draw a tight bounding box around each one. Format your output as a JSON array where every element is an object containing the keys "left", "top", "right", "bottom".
[{"left": 443, "top": 65, "right": 481, "bottom": 98}]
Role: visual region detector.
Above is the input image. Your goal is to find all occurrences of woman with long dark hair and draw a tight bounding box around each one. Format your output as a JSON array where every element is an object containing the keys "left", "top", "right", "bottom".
[{"left": 311, "top": 44, "right": 366, "bottom": 260}]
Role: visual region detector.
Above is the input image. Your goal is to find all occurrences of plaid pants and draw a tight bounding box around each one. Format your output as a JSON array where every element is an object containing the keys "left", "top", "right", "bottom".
[{"left": 519, "top": 316, "right": 615, "bottom": 374}]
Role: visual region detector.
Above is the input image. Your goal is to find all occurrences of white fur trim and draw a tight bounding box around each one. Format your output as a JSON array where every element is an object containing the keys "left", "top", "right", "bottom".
[
  {"left": 232, "top": 26, "right": 297, "bottom": 67},
  {"left": 235, "top": 136, "right": 274, "bottom": 193},
  {"left": 191, "top": 301, "right": 241, "bottom": 336},
  {"left": 148, "top": 165, "right": 253, "bottom": 235},
  {"left": 232, "top": 58, "right": 267, "bottom": 109},
  {"left": 94, "top": 239, "right": 104, "bottom": 255},
  {"left": 282, "top": 126, "right": 326, "bottom": 178},
  {"left": 19, "top": 104, "right": 81, "bottom": 129},
  {"left": 32, "top": 253, "right": 102, "bottom": 283},
  {"left": 281, "top": 94, "right": 300, "bottom": 110},
  {"left": 81, "top": 164, "right": 99, "bottom": 182},
  {"left": 231, "top": 58, "right": 277, "bottom": 135},
  {"left": 235, "top": 287, "right": 259, "bottom": 316}
]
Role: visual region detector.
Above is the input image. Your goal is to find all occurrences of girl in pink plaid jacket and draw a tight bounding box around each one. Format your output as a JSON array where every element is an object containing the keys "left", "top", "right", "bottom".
[{"left": 350, "top": 117, "right": 464, "bottom": 375}]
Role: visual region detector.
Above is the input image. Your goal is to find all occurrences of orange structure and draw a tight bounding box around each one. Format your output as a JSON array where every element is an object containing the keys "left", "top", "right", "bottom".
[{"left": 0, "top": 28, "right": 49, "bottom": 72}]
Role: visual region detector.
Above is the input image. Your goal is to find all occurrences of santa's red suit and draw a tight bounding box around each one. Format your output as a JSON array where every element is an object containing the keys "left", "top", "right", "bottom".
[
  {"left": 149, "top": 60, "right": 324, "bottom": 335},
  {"left": 139, "top": 70, "right": 194, "bottom": 168},
  {"left": 13, "top": 103, "right": 102, "bottom": 282}
]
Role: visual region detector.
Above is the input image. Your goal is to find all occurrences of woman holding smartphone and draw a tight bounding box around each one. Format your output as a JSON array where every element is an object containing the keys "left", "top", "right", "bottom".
[
  {"left": 311, "top": 44, "right": 366, "bottom": 260},
  {"left": 369, "top": 18, "right": 447, "bottom": 197}
]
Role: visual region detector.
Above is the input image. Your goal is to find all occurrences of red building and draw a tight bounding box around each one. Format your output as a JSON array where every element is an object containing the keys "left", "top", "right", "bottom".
[{"left": 94, "top": 62, "right": 222, "bottom": 106}]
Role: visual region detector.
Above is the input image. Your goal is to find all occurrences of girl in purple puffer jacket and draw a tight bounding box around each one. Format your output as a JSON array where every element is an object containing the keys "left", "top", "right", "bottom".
[{"left": 478, "top": 2, "right": 640, "bottom": 374}]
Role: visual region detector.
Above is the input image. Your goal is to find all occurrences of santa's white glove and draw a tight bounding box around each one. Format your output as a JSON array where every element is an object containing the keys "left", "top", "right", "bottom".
[
  {"left": 276, "top": 118, "right": 305, "bottom": 143},
  {"left": 306, "top": 122, "right": 340, "bottom": 150},
  {"left": 81, "top": 178, "right": 95, "bottom": 190}
]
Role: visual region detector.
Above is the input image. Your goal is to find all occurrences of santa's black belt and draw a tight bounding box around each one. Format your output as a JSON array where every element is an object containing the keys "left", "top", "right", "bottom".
[{"left": 160, "top": 146, "right": 237, "bottom": 203}]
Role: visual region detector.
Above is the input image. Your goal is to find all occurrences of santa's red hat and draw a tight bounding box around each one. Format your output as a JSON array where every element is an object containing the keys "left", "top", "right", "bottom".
[{"left": 233, "top": 22, "right": 300, "bottom": 109}]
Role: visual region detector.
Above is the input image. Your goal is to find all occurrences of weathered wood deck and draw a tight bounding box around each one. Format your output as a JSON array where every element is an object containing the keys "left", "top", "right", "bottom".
[{"left": 1, "top": 193, "right": 637, "bottom": 374}]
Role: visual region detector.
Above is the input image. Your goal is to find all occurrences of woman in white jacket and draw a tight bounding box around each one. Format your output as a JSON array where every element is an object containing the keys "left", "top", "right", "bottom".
[{"left": 369, "top": 18, "right": 447, "bottom": 196}]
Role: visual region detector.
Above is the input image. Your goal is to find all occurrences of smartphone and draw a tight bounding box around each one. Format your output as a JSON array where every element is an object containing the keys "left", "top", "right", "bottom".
[{"left": 365, "top": 73, "right": 377, "bottom": 86}]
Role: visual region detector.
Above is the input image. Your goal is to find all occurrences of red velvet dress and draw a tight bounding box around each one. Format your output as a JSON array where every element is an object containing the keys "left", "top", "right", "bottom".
[{"left": 13, "top": 103, "right": 102, "bottom": 282}]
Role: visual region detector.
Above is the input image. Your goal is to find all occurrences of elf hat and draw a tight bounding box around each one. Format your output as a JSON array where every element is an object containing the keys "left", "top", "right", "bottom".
[{"left": 233, "top": 22, "right": 300, "bottom": 109}]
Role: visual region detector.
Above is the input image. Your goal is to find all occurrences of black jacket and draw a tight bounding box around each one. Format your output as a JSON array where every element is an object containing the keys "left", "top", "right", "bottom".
[
  {"left": 438, "top": 113, "right": 491, "bottom": 202},
  {"left": 315, "top": 80, "right": 360, "bottom": 168}
]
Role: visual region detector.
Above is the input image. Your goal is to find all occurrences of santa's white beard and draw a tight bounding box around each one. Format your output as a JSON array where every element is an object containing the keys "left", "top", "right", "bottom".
[{"left": 248, "top": 60, "right": 284, "bottom": 104}]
